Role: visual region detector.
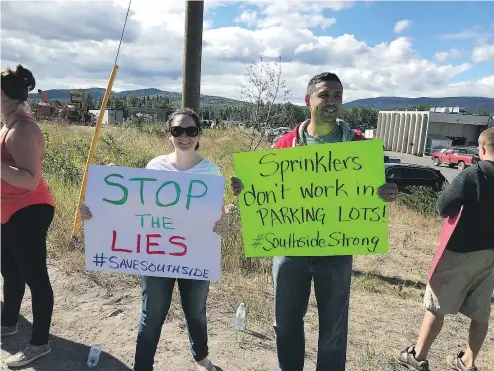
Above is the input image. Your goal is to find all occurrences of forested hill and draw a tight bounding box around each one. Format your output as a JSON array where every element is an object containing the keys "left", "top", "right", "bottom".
[
  {"left": 28, "top": 88, "right": 492, "bottom": 131},
  {"left": 29, "top": 88, "right": 493, "bottom": 113},
  {"left": 28, "top": 88, "right": 240, "bottom": 106},
  {"left": 342, "top": 96, "right": 494, "bottom": 114}
]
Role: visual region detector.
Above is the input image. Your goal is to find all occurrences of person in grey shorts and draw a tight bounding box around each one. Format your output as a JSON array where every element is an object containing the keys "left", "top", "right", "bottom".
[{"left": 397, "top": 127, "right": 494, "bottom": 371}]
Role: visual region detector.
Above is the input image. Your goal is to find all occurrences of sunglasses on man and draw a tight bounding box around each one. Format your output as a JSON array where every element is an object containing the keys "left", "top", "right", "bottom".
[{"left": 170, "top": 126, "right": 200, "bottom": 137}]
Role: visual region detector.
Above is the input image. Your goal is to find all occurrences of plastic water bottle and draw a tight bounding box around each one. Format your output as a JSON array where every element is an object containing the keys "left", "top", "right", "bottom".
[
  {"left": 87, "top": 345, "right": 101, "bottom": 368},
  {"left": 235, "top": 303, "right": 246, "bottom": 331}
]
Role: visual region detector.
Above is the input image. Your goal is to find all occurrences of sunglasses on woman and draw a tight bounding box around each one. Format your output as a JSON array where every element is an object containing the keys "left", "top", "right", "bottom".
[{"left": 170, "top": 126, "right": 200, "bottom": 137}]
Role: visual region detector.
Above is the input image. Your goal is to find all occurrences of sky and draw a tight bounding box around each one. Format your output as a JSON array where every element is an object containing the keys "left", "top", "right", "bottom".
[{"left": 1, "top": 0, "right": 494, "bottom": 104}]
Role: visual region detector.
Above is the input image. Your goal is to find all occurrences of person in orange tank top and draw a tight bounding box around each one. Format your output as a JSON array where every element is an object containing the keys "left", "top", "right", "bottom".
[{"left": 1, "top": 65, "right": 55, "bottom": 368}]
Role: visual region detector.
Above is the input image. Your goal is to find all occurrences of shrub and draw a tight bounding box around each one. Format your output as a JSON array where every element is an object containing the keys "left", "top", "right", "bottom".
[
  {"left": 42, "top": 129, "right": 89, "bottom": 184},
  {"left": 122, "top": 117, "right": 167, "bottom": 137},
  {"left": 39, "top": 122, "right": 261, "bottom": 277},
  {"left": 397, "top": 186, "right": 439, "bottom": 217},
  {"left": 42, "top": 127, "right": 155, "bottom": 185}
]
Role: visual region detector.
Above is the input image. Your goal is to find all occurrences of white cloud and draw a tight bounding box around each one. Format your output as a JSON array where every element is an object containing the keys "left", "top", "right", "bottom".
[
  {"left": 430, "top": 75, "right": 494, "bottom": 98},
  {"left": 472, "top": 44, "right": 494, "bottom": 63},
  {"left": 434, "top": 52, "right": 449, "bottom": 62},
  {"left": 234, "top": 2, "right": 341, "bottom": 30},
  {"left": 234, "top": 10, "right": 258, "bottom": 28},
  {"left": 439, "top": 28, "right": 484, "bottom": 40},
  {"left": 434, "top": 49, "right": 461, "bottom": 62},
  {"left": 438, "top": 27, "right": 492, "bottom": 46},
  {"left": 449, "top": 49, "right": 461, "bottom": 58},
  {"left": 394, "top": 19, "right": 412, "bottom": 34},
  {"left": 1, "top": 1, "right": 492, "bottom": 104}
]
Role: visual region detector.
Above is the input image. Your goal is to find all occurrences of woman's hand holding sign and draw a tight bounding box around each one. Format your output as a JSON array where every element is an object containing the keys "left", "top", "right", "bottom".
[
  {"left": 213, "top": 216, "right": 229, "bottom": 236},
  {"left": 79, "top": 163, "right": 114, "bottom": 222},
  {"left": 80, "top": 203, "right": 92, "bottom": 220}
]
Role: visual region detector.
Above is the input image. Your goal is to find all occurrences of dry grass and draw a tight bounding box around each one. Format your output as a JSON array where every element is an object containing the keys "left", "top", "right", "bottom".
[
  {"left": 353, "top": 203, "right": 441, "bottom": 284},
  {"left": 39, "top": 122, "right": 493, "bottom": 370},
  {"left": 41, "top": 122, "right": 272, "bottom": 290}
]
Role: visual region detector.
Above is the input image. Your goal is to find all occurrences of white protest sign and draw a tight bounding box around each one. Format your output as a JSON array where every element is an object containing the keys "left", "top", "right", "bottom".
[{"left": 84, "top": 164, "right": 225, "bottom": 281}]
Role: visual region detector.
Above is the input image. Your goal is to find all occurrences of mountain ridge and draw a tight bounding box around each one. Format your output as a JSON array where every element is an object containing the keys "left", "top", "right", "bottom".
[
  {"left": 343, "top": 96, "right": 494, "bottom": 113},
  {"left": 28, "top": 88, "right": 494, "bottom": 113},
  {"left": 29, "top": 88, "right": 241, "bottom": 106}
]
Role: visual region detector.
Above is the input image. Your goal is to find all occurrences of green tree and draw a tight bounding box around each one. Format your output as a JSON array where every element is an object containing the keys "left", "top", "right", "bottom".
[
  {"left": 240, "top": 56, "right": 292, "bottom": 150},
  {"left": 126, "top": 94, "right": 139, "bottom": 108},
  {"left": 28, "top": 100, "right": 38, "bottom": 111},
  {"left": 107, "top": 95, "right": 127, "bottom": 110},
  {"left": 339, "top": 107, "right": 379, "bottom": 130},
  {"left": 86, "top": 94, "right": 96, "bottom": 110},
  {"left": 474, "top": 106, "right": 490, "bottom": 116},
  {"left": 395, "top": 104, "right": 432, "bottom": 111}
]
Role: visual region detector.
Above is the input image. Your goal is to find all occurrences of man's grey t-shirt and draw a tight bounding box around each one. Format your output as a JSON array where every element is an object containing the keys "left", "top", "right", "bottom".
[{"left": 298, "top": 120, "right": 355, "bottom": 146}]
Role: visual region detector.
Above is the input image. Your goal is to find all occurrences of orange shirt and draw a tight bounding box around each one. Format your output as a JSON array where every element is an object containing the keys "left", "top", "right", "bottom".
[{"left": 1, "top": 112, "right": 54, "bottom": 224}]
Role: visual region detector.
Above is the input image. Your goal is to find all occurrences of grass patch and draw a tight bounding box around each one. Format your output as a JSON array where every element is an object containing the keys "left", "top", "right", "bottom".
[
  {"left": 41, "top": 122, "right": 271, "bottom": 288},
  {"left": 396, "top": 186, "right": 440, "bottom": 217},
  {"left": 34, "top": 123, "right": 494, "bottom": 370},
  {"left": 351, "top": 272, "right": 421, "bottom": 300},
  {"left": 41, "top": 121, "right": 440, "bottom": 318}
]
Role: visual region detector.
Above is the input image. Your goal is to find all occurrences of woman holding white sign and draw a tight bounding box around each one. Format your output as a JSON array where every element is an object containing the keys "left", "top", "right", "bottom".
[{"left": 80, "top": 108, "right": 228, "bottom": 371}]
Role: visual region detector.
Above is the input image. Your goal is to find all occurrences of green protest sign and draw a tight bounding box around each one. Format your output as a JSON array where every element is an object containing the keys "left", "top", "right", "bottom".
[{"left": 233, "top": 139, "right": 388, "bottom": 257}]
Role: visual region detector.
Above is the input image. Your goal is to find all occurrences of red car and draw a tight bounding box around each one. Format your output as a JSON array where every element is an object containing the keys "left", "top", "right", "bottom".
[{"left": 431, "top": 147, "right": 479, "bottom": 171}]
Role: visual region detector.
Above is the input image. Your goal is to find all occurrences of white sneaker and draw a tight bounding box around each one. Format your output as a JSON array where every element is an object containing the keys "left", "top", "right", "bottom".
[
  {"left": 196, "top": 357, "right": 218, "bottom": 371},
  {"left": 5, "top": 343, "right": 51, "bottom": 368}
]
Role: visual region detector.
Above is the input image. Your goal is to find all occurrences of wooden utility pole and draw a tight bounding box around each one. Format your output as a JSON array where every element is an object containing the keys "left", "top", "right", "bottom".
[{"left": 182, "top": 0, "right": 204, "bottom": 114}]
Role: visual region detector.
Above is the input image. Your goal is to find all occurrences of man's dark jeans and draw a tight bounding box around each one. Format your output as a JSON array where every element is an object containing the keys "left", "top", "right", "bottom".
[
  {"left": 133, "top": 276, "right": 209, "bottom": 371},
  {"left": 272, "top": 255, "right": 353, "bottom": 371}
]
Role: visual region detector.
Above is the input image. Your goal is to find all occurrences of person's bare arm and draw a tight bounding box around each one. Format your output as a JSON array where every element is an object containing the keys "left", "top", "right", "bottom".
[{"left": 1, "top": 119, "right": 43, "bottom": 191}]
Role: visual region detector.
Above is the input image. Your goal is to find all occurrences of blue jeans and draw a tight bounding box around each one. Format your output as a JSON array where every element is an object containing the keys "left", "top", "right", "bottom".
[
  {"left": 272, "top": 255, "right": 353, "bottom": 371},
  {"left": 133, "top": 276, "right": 210, "bottom": 371}
]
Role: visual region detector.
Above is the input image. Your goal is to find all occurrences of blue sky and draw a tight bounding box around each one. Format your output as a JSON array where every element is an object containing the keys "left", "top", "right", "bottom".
[
  {"left": 328, "top": 1, "right": 494, "bottom": 81},
  {"left": 1, "top": 1, "right": 493, "bottom": 102},
  {"left": 207, "top": 1, "right": 494, "bottom": 79}
]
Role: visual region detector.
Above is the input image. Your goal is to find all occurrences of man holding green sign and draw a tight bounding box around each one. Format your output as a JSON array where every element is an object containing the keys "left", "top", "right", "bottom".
[{"left": 231, "top": 72, "right": 398, "bottom": 371}]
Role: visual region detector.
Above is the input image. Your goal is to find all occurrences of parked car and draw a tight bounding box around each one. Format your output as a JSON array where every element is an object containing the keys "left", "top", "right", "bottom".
[
  {"left": 454, "top": 145, "right": 479, "bottom": 156},
  {"left": 270, "top": 127, "right": 292, "bottom": 147},
  {"left": 430, "top": 147, "right": 479, "bottom": 171},
  {"left": 385, "top": 163, "right": 449, "bottom": 193},
  {"left": 384, "top": 155, "right": 401, "bottom": 164}
]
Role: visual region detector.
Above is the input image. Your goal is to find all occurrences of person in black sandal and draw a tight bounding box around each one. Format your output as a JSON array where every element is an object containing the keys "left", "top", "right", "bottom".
[{"left": 397, "top": 128, "right": 494, "bottom": 371}]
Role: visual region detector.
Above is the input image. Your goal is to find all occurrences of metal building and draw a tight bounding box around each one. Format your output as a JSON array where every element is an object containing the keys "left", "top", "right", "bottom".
[
  {"left": 88, "top": 109, "right": 124, "bottom": 125},
  {"left": 376, "top": 111, "right": 490, "bottom": 156}
]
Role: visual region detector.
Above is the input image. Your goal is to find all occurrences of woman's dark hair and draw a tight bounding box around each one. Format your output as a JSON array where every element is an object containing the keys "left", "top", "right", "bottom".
[
  {"left": 1, "top": 64, "right": 36, "bottom": 101},
  {"left": 166, "top": 107, "right": 202, "bottom": 150}
]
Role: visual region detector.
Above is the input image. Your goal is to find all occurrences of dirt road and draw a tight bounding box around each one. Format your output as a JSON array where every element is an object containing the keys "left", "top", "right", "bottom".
[
  {"left": 2, "top": 263, "right": 493, "bottom": 371},
  {"left": 0, "top": 264, "right": 281, "bottom": 371}
]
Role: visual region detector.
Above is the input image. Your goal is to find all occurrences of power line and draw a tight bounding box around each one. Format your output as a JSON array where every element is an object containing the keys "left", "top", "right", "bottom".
[{"left": 115, "top": 0, "right": 132, "bottom": 65}]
